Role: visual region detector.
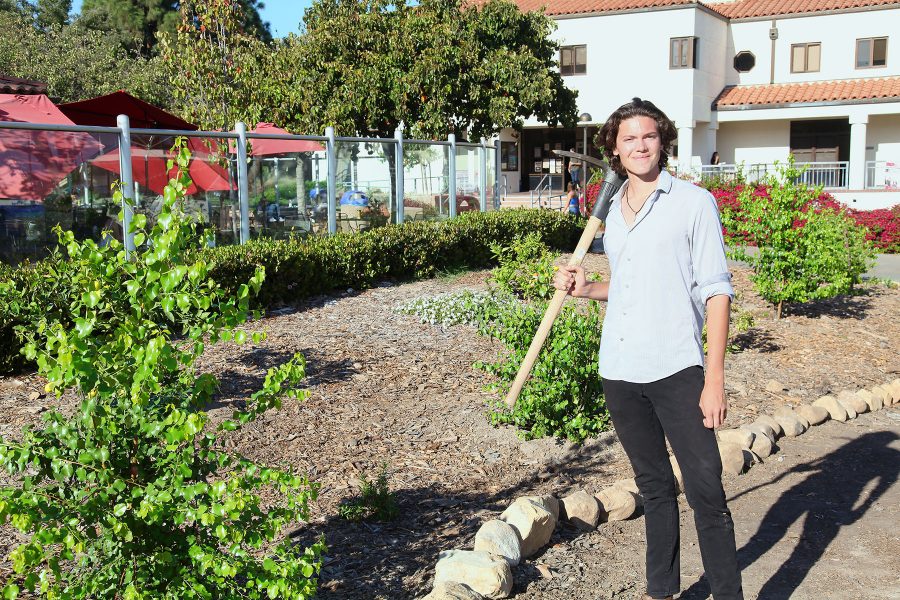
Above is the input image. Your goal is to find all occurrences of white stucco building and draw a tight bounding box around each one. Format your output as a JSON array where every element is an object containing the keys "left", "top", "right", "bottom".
[{"left": 497, "top": 0, "right": 900, "bottom": 209}]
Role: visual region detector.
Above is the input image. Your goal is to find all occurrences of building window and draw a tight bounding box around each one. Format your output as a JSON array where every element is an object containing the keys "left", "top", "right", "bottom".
[
  {"left": 670, "top": 37, "right": 698, "bottom": 69},
  {"left": 791, "top": 42, "right": 821, "bottom": 73},
  {"left": 560, "top": 45, "right": 587, "bottom": 76},
  {"left": 500, "top": 141, "right": 518, "bottom": 171},
  {"left": 856, "top": 37, "right": 887, "bottom": 68},
  {"left": 733, "top": 51, "right": 756, "bottom": 73}
]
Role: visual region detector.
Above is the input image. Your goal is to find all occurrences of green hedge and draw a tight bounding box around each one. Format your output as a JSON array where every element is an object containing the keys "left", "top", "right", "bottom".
[{"left": 1, "top": 209, "right": 582, "bottom": 373}]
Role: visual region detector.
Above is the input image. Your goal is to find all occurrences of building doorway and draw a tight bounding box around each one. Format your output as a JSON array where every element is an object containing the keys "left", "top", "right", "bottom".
[
  {"left": 521, "top": 126, "right": 599, "bottom": 192},
  {"left": 790, "top": 119, "right": 850, "bottom": 187}
]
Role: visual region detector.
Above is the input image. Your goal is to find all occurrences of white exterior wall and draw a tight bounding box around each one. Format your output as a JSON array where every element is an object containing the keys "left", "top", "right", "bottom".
[
  {"left": 717, "top": 120, "right": 790, "bottom": 165},
  {"left": 868, "top": 114, "right": 900, "bottom": 163},
  {"left": 540, "top": 7, "right": 702, "bottom": 130},
  {"left": 728, "top": 9, "right": 900, "bottom": 86}
]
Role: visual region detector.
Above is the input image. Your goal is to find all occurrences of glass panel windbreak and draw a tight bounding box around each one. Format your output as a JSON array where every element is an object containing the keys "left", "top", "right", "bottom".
[
  {"left": 484, "top": 147, "right": 497, "bottom": 210},
  {"left": 335, "top": 140, "right": 395, "bottom": 232},
  {"left": 1, "top": 127, "right": 120, "bottom": 265},
  {"left": 247, "top": 143, "right": 324, "bottom": 240},
  {"left": 454, "top": 144, "right": 482, "bottom": 213},
  {"left": 128, "top": 133, "right": 236, "bottom": 247},
  {"left": 403, "top": 142, "right": 449, "bottom": 221}
]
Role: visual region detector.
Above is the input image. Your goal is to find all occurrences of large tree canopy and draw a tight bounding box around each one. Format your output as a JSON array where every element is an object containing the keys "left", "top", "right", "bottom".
[
  {"left": 0, "top": 10, "right": 169, "bottom": 104},
  {"left": 274, "top": 0, "right": 577, "bottom": 140},
  {"left": 79, "top": 0, "right": 271, "bottom": 55}
]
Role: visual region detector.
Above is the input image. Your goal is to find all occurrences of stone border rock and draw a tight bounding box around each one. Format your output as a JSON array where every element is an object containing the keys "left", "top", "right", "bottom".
[{"left": 419, "top": 379, "right": 900, "bottom": 599}]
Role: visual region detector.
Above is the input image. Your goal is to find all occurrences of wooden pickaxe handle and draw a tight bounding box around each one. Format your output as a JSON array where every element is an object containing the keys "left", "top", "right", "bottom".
[{"left": 504, "top": 169, "right": 624, "bottom": 409}]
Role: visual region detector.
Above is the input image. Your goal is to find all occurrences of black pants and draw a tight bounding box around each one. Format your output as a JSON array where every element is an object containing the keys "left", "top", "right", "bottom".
[{"left": 603, "top": 366, "right": 743, "bottom": 600}]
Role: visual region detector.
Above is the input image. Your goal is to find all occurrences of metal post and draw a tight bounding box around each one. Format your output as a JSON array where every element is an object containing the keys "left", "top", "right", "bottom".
[
  {"left": 448, "top": 133, "right": 457, "bottom": 219},
  {"left": 326, "top": 126, "right": 337, "bottom": 234},
  {"left": 395, "top": 125, "right": 405, "bottom": 224},
  {"left": 494, "top": 138, "right": 502, "bottom": 210},
  {"left": 582, "top": 126, "right": 590, "bottom": 200},
  {"left": 479, "top": 138, "right": 487, "bottom": 212},
  {"left": 235, "top": 121, "right": 250, "bottom": 244},
  {"left": 273, "top": 157, "right": 280, "bottom": 207},
  {"left": 116, "top": 114, "right": 136, "bottom": 257}
]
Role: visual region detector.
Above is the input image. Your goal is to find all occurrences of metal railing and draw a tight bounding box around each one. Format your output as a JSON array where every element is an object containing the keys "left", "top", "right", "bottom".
[
  {"left": 0, "top": 119, "right": 501, "bottom": 264},
  {"left": 865, "top": 160, "right": 900, "bottom": 189},
  {"left": 530, "top": 174, "right": 553, "bottom": 208},
  {"left": 698, "top": 161, "right": 851, "bottom": 189}
]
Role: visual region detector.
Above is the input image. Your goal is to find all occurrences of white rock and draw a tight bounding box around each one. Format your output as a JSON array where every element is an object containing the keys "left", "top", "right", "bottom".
[
  {"left": 473, "top": 520, "right": 522, "bottom": 567},
  {"left": 765, "top": 379, "right": 786, "bottom": 393},
  {"left": 857, "top": 389, "right": 883, "bottom": 412},
  {"left": 741, "top": 425, "right": 774, "bottom": 458},
  {"left": 718, "top": 428, "right": 754, "bottom": 450},
  {"left": 612, "top": 477, "right": 640, "bottom": 495},
  {"left": 560, "top": 490, "right": 600, "bottom": 531},
  {"left": 669, "top": 455, "right": 684, "bottom": 494},
  {"left": 837, "top": 389, "right": 869, "bottom": 414},
  {"left": 755, "top": 415, "right": 783, "bottom": 438},
  {"left": 796, "top": 404, "right": 830, "bottom": 426},
  {"left": 519, "top": 494, "right": 559, "bottom": 521},
  {"left": 499, "top": 498, "right": 556, "bottom": 558},
  {"left": 434, "top": 550, "right": 512, "bottom": 600},
  {"left": 422, "top": 582, "right": 485, "bottom": 600},
  {"left": 870, "top": 385, "right": 891, "bottom": 407},
  {"left": 888, "top": 379, "right": 900, "bottom": 404},
  {"left": 773, "top": 407, "right": 807, "bottom": 437},
  {"left": 813, "top": 395, "right": 848, "bottom": 422},
  {"left": 834, "top": 395, "right": 859, "bottom": 419},
  {"left": 718, "top": 441, "right": 748, "bottom": 475},
  {"left": 595, "top": 487, "right": 638, "bottom": 522}
]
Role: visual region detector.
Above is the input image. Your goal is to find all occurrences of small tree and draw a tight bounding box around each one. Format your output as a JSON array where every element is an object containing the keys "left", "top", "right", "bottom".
[
  {"left": 720, "top": 159, "right": 875, "bottom": 318},
  {"left": 0, "top": 141, "right": 324, "bottom": 599}
]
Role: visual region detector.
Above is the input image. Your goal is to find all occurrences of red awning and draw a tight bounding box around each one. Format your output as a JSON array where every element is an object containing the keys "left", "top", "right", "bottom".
[
  {"left": 91, "top": 137, "right": 233, "bottom": 196},
  {"left": 0, "top": 94, "right": 101, "bottom": 200},
  {"left": 245, "top": 122, "right": 324, "bottom": 155},
  {"left": 59, "top": 91, "right": 197, "bottom": 130}
]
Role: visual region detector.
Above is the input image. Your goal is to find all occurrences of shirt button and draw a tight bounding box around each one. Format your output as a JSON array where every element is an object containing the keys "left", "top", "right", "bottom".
[{"left": 619, "top": 337, "right": 624, "bottom": 341}]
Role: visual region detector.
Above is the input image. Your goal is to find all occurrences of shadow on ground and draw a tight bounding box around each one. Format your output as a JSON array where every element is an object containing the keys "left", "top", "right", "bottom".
[
  {"left": 680, "top": 431, "right": 899, "bottom": 600},
  {"left": 289, "top": 436, "right": 621, "bottom": 599}
]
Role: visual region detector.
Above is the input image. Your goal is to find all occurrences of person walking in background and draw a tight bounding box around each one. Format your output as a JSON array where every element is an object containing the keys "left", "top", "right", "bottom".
[
  {"left": 568, "top": 149, "right": 583, "bottom": 191},
  {"left": 565, "top": 182, "right": 580, "bottom": 215},
  {"left": 553, "top": 98, "right": 743, "bottom": 600}
]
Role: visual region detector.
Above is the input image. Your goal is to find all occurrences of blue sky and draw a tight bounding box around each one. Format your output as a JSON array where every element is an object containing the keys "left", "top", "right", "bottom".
[{"left": 70, "top": 0, "right": 314, "bottom": 38}]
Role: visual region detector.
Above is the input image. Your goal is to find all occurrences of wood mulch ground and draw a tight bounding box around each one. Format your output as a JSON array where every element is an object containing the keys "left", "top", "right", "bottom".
[{"left": 1, "top": 252, "right": 898, "bottom": 599}]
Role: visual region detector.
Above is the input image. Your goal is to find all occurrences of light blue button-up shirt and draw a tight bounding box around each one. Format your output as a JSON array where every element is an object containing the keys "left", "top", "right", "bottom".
[{"left": 598, "top": 170, "right": 733, "bottom": 383}]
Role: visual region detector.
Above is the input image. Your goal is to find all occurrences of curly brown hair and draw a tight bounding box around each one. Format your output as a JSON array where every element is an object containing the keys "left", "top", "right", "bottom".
[{"left": 597, "top": 98, "right": 677, "bottom": 177}]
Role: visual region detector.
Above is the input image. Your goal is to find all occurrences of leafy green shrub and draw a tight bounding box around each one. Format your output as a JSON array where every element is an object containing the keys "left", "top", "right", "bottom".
[
  {"left": 720, "top": 159, "right": 876, "bottom": 318},
  {"left": 477, "top": 299, "right": 607, "bottom": 442},
  {"left": 0, "top": 142, "right": 324, "bottom": 599},
  {"left": 336, "top": 464, "right": 398, "bottom": 523},
  {"left": 400, "top": 236, "right": 608, "bottom": 442},
  {"left": 488, "top": 232, "right": 559, "bottom": 302}
]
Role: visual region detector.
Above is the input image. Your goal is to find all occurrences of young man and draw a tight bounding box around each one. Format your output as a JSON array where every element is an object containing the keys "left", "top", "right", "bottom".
[{"left": 553, "top": 98, "right": 743, "bottom": 600}]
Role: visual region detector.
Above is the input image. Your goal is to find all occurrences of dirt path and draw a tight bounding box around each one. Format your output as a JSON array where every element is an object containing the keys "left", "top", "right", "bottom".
[
  {"left": 1, "top": 254, "right": 898, "bottom": 599},
  {"left": 521, "top": 408, "right": 900, "bottom": 600}
]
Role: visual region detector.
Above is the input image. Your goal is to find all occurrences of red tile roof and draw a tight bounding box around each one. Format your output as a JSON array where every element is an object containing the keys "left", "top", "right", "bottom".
[
  {"left": 471, "top": 0, "right": 696, "bottom": 17},
  {"left": 475, "top": 0, "right": 900, "bottom": 18},
  {"left": 714, "top": 77, "right": 900, "bottom": 108},
  {"left": 708, "top": 0, "right": 900, "bottom": 20},
  {"left": 0, "top": 75, "right": 47, "bottom": 95}
]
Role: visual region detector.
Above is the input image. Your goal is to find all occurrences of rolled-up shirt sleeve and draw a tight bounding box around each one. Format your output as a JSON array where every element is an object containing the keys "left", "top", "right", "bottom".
[{"left": 692, "top": 193, "right": 734, "bottom": 302}]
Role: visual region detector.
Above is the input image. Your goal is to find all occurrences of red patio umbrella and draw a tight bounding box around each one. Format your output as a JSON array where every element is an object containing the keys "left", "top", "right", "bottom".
[
  {"left": 0, "top": 94, "right": 101, "bottom": 200},
  {"left": 59, "top": 91, "right": 197, "bottom": 130},
  {"left": 91, "top": 137, "right": 233, "bottom": 196},
  {"left": 243, "top": 123, "right": 324, "bottom": 155}
]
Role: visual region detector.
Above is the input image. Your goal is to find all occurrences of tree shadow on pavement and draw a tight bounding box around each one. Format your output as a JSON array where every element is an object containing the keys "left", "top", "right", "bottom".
[
  {"left": 680, "top": 431, "right": 899, "bottom": 600},
  {"left": 785, "top": 291, "right": 875, "bottom": 320}
]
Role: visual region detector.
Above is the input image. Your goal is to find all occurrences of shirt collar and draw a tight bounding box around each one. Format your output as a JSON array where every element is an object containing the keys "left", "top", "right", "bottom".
[{"left": 614, "top": 169, "right": 674, "bottom": 204}]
